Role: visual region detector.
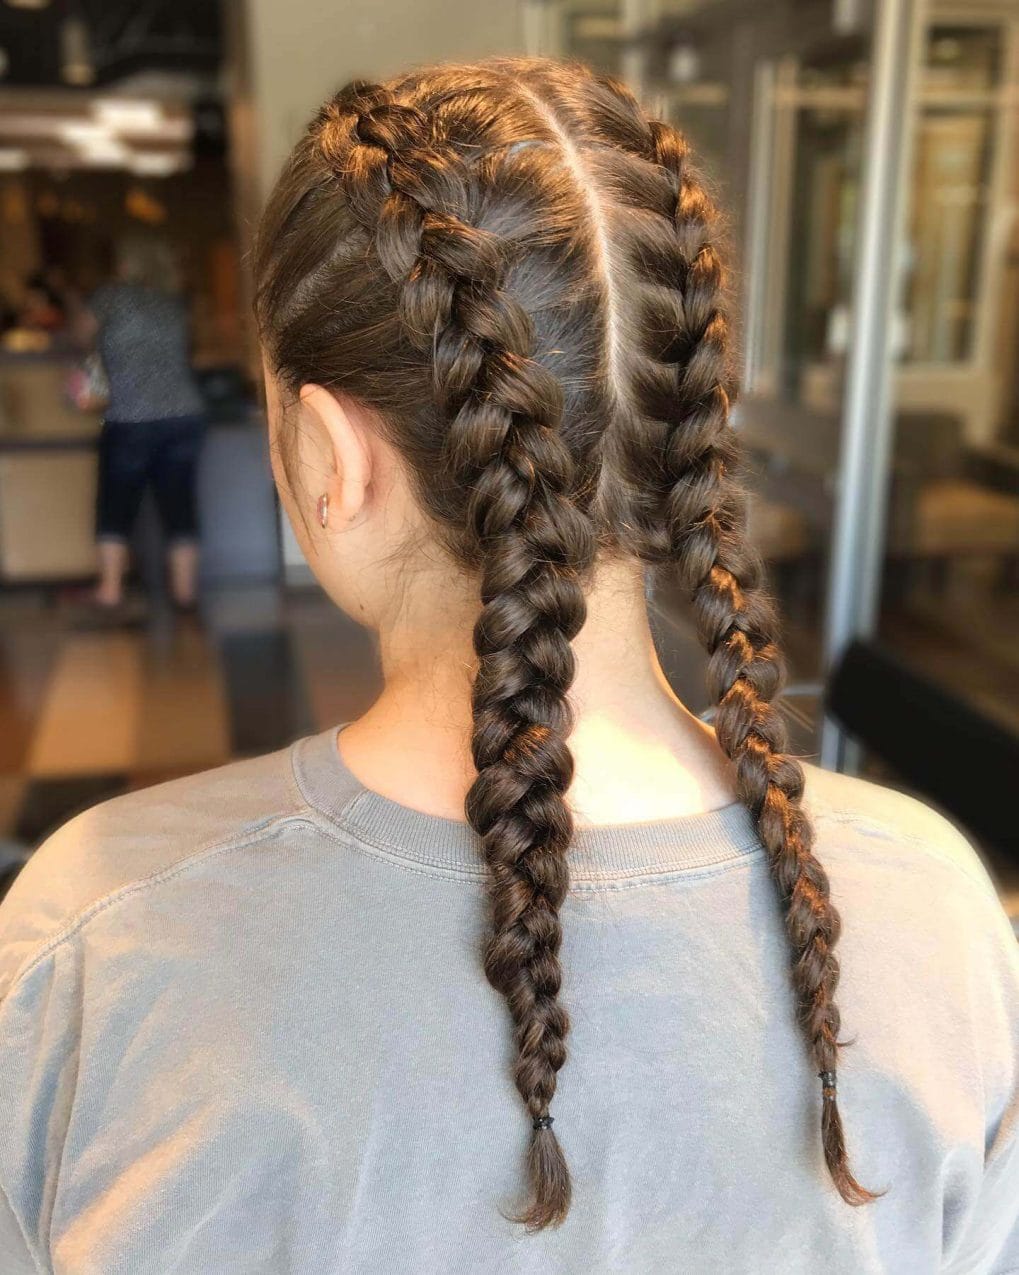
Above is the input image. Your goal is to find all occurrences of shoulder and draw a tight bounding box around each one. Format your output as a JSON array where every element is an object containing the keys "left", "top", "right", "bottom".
[
  {"left": 799, "top": 761, "right": 1018, "bottom": 992},
  {"left": 799, "top": 763, "right": 1019, "bottom": 1165},
  {"left": 800, "top": 759, "right": 1003, "bottom": 898},
  {"left": 0, "top": 743, "right": 307, "bottom": 1000}
]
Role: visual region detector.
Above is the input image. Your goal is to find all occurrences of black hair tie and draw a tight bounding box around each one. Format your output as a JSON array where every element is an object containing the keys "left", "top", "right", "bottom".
[
  {"left": 818, "top": 1070, "right": 837, "bottom": 1101},
  {"left": 533, "top": 1114, "right": 554, "bottom": 1131}
]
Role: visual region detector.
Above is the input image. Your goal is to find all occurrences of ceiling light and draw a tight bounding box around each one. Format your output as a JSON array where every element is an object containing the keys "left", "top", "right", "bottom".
[
  {"left": 56, "top": 124, "right": 128, "bottom": 165},
  {"left": 93, "top": 100, "right": 165, "bottom": 133},
  {"left": 77, "top": 139, "right": 129, "bottom": 165},
  {"left": 0, "top": 147, "right": 29, "bottom": 171},
  {"left": 5, "top": 0, "right": 52, "bottom": 10},
  {"left": 56, "top": 122, "right": 110, "bottom": 146}
]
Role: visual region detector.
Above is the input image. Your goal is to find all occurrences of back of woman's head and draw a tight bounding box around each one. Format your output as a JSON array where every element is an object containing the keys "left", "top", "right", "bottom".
[
  {"left": 115, "top": 231, "right": 180, "bottom": 293},
  {"left": 254, "top": 55, "right": 877, "bottom": 1230}
]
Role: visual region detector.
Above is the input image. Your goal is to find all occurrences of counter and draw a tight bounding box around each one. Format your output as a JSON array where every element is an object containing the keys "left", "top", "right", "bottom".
[{"left": 0, "top": 353, "right": 280, "bottom": 584}]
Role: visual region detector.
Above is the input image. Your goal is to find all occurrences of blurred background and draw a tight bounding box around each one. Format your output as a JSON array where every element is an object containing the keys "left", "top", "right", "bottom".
[{"left": 0, "top": 0, "right": 1015, "bottom": 918}]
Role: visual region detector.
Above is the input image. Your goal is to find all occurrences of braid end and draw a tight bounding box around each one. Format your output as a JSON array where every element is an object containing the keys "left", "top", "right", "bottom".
[
  {"left": 821, "top": 1095, "right": 884, "bottom": 1206},
  {"left": 502, "top": 1125, "right": 572, "bottom": 1232}
]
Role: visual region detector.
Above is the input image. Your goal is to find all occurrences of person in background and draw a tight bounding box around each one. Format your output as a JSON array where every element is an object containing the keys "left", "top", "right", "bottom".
[
  {"left": 80, "top": 233, "right": 207, "bottom": 613},
  {"left": 0, "top": 59, "right": 1016, "bottom": 1274}
]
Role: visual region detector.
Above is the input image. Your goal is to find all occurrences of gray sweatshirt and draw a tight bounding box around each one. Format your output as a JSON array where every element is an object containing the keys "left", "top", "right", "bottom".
[{"left": 0, "top": 726, "right": 1016, "bottom": 1274}]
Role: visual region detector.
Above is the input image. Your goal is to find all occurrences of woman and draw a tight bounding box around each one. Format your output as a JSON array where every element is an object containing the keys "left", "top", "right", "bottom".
[
  {"left": 86, "top": 233, "right": 207, "bottom": 612},
  {"left": 0, "top": 59, "right": 1016, "bottom": 1273}
]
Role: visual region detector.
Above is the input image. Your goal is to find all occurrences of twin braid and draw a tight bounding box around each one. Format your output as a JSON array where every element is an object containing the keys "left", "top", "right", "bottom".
[
  {"left": 599, "top": 77, "right": 877, "bottom": 1206},
  {"left": 302, "top": 66, "right": 876, "bottom": 1224},
  {"left": 321, "top": 83, "right": 595, "bottom": 1228}
]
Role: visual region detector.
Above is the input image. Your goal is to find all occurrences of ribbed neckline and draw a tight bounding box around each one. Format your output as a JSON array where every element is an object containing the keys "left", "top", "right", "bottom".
[{"left": 292, "top": 725, "right": 763, "bottom": 882}]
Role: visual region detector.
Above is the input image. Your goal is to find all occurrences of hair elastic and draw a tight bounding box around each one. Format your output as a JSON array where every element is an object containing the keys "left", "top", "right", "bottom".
[
  {"left": 818, "top": 1070, "right": 837, "bottom": 1101},
  {"left": 532, "top": 1114, "right": 554, "bottom": 1132}
]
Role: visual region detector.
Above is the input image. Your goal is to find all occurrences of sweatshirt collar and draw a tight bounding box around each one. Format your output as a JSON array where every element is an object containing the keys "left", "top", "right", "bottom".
[{"left": 292, "top": 725, "right": 762, "bottom": 883}]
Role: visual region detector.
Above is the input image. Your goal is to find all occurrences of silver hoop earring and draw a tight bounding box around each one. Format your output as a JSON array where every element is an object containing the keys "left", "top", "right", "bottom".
[{"left": 317, "top": 493, "right": 329, "bottom": 529}]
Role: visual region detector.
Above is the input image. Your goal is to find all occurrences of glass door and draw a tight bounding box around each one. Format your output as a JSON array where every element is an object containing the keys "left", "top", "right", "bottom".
[
  {"left": 876, "top": 12, "right": 1018, "bottom": 739},
  {"left": 545, "top": 1, "right": 887, "bottom": 754}
]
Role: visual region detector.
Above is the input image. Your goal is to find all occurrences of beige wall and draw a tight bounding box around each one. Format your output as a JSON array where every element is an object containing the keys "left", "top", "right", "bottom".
[
  {"left": 228, "top": 0, "right": 527, "bottom": 575},
  {"left": 233, "top": 0, "right": 526, "bottom": 205}
]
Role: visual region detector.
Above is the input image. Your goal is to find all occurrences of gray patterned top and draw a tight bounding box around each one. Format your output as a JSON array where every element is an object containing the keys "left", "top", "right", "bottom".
[{"left": 92, "top": 281, "right": 205, "bottom": 423}]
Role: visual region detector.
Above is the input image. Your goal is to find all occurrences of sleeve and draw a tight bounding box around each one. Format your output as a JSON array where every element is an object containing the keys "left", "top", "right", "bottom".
[
  {"left": 947, "top": 1127, "right": 1019, "bottom": 1274},
  {"left": 943, "top": 902, "right": 1019, "bottom": 1275},
  {"left": 0, "top": 945, "right": 83, "bottom": 1275}
]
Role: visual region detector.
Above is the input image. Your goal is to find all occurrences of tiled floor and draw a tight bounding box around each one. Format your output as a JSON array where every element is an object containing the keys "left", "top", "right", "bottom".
[
  {"left": 0, "top": 579, "right": 1015, "bottom": 922},
  {"left": 0, "top": 584, "right": 381, "bottom": 847}
]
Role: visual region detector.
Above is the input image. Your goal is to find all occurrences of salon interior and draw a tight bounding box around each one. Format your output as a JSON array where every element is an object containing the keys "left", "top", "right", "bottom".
[{"left": 0, "top": 0, "right": 1016, "bottom": 920}]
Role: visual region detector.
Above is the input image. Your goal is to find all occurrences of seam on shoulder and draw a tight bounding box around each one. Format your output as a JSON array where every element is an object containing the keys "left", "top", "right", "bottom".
[
  {"left": 1, "top": 812, "right": 319, "bottom": 1003},
  {"left": 283, "top": 739, "right": 313, "bottom": 814},
  {"left": 289, "top": 738, "right": 362, "bottom": 825}
]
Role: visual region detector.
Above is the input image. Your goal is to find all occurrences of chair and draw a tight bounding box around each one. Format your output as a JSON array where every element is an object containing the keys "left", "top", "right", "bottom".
[{"left": 825, "top": 638, "right": 1018, "bottom": 861}]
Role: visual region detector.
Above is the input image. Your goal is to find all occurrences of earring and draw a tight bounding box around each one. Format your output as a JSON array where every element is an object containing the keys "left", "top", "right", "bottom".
[{"left": 317, "top": 493, "right": 329, "bottom": 529}]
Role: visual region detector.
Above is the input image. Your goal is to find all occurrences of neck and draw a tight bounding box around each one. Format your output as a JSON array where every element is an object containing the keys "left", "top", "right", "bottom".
[{"left": 338, "top": 556, "right": 739, "bottom": 825}]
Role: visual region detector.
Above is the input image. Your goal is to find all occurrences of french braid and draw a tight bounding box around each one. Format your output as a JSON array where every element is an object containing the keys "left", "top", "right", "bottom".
[
  {"left": 587, "top": 71, "right": 877, "bottom": 1206},
  {"left": 254, "top": 56, "right": 877, "bottom": 1231},
  {"left": 322, "top": 81, "right": 596, "bottom": 1228}
]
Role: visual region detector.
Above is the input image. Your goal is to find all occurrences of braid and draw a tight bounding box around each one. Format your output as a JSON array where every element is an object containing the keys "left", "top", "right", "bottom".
[
  {"left": 324, "top": 81, "right": 595, "bottom": 1229},
  {"left": 256, "top": 56, "right": 883, "bottom": 1233},
  {"left": 598, "top": 78, "right": 878, "bottom": 1206}
]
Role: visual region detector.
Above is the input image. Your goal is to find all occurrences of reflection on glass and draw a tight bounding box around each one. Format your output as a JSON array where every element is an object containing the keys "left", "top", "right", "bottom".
[
  {"left": 878, "top": 16, "right": 1018, "bottom": 744},
  {"left": 783, "top": 91, "right": 862, "bottom": 404},
  {"left": 777, "top": 25, "right": 1004, "bottom": 382},
  {"left": 923, "top": 24, "right": 1000, "bottom": 92},
  {"left": 906, "top": 24, "right": 1001, "bottom": 364}
]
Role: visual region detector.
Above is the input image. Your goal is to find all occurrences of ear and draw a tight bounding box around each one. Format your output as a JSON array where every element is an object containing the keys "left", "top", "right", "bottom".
[{"left": 298, "top": 384, "right": 372, "bottom": 527}]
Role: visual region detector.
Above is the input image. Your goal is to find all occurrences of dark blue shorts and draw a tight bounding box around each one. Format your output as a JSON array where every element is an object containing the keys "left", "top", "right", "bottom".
[{"left": 96, "top": 415, "right": 207, "bottom": 544}]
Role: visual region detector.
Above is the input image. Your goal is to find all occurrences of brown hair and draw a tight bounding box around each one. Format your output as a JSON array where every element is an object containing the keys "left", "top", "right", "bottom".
[
  {"left": 254, "top": 56, "right": 877, "bottom": 1230},
  {"left": 115, "top": 230, "right": 181, "bottom": 293}
]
